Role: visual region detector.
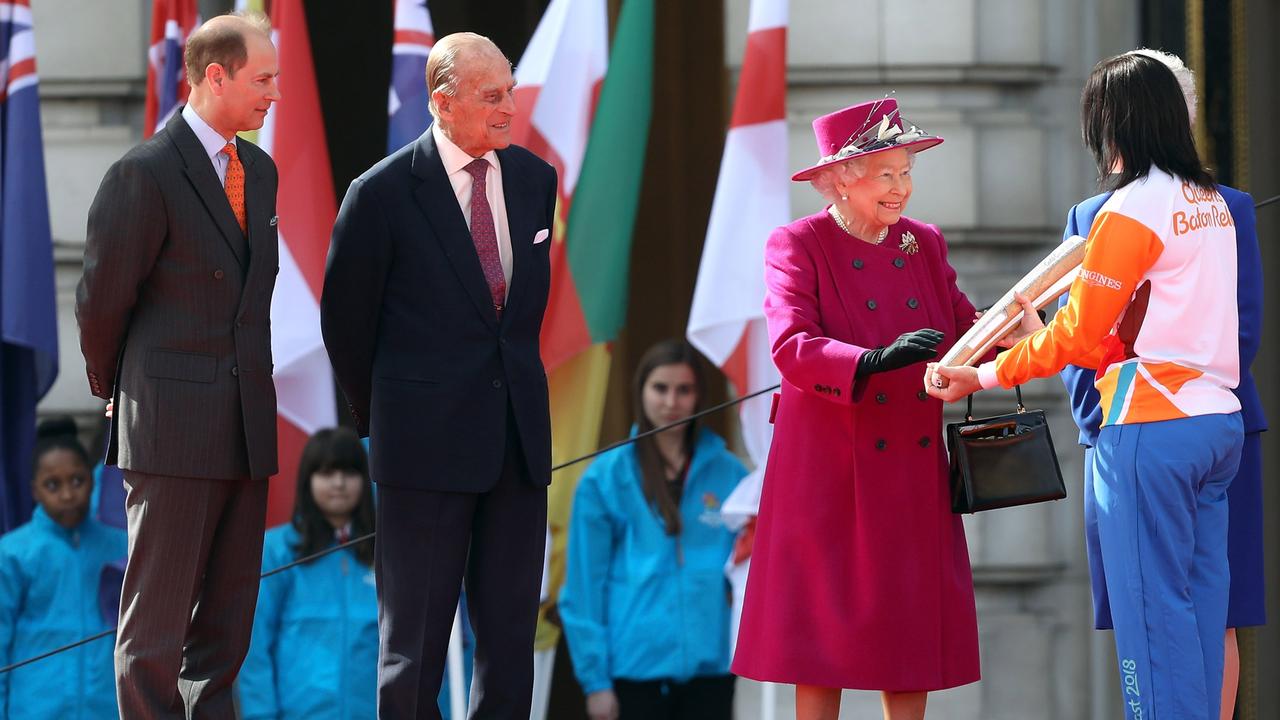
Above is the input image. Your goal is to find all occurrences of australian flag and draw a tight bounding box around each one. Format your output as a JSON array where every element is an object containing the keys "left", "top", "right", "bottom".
[
  {"left": 387, "top": 0, "right": 435, "bottom": 153},
  {"left": 144, "top": 0, "right": 199, "bottom": 138},
  {"left": 0, "top": 0, "right": 57, "bottom": 532}
]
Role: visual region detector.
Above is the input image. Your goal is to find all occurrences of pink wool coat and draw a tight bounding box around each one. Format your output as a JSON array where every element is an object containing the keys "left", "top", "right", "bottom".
[{"left": 732, "top": 211, "right": 981, "bottom": 691}]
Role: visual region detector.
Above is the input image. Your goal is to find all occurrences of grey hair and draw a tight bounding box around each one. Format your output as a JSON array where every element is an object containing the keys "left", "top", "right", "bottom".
[
  {"left": 426, "top": 32, "right": 506, "bottom": 118},
  {"left": 1125, "top": 48, "right": 1197, "bottom": 126},
  {"left": 809, "top": 150, "right": 916, "bottom": 203}
]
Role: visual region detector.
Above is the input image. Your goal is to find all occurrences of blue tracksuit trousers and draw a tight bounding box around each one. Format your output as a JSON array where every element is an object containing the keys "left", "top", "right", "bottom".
[{"left": 1094, "top": 412, "right": 1243, "bottom": 720}]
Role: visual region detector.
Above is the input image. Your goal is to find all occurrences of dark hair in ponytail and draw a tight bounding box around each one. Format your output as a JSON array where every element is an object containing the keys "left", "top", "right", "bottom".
[
  {"left": 1081, "top": 52, "right": 1215, "bottom": 192},
  {"left": 33, "top": 417, "right": 91, "bottom": 479}
]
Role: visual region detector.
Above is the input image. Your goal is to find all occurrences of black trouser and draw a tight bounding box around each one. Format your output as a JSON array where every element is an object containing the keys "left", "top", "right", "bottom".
[
  {"left": 375, "top": 404, "right": 547, "bottom": 719},
  {"left": 613, "top": 675, "right": 736, "bottom": 720}
]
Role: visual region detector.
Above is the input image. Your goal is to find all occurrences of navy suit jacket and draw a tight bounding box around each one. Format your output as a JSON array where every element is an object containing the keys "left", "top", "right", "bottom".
[
  {"left": 320, "top": 131, "right": 557, "bottom": 492},
  {"left": 1058, "top": 184, "right": 1267, "bottom": 447}
]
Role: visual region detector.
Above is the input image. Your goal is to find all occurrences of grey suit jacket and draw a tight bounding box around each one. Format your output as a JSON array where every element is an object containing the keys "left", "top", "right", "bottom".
[{"left": 76, "top": 111, "right": 280, "bottom": 480}]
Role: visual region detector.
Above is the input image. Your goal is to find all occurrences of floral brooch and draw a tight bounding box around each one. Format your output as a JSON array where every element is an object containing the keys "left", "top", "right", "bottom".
[{"left": 899, "top": 230, "right": 918, "bottom": 255}]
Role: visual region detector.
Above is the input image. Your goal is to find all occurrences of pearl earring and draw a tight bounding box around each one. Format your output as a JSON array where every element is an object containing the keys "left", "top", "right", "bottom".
[{"left": 840, "top": 194, "right": 848, "bottom": 201}]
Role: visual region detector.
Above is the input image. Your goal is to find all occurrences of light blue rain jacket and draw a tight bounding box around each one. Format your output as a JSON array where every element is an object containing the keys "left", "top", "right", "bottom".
[
  {"left": 0, "top": 508, "right": 126, "bottom": 719},
  {"left": 559, "top": 429, "right": 747, "bottom": 693},
  {"left": 240, "top": 524, "right": 473, "bottom": 719}
]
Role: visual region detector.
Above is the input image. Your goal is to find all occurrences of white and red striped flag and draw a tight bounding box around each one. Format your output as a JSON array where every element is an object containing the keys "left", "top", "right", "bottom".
[
  {"left": 143, "top": 0, "right": 199, "bottom": 138},
  {"left": 686, "top": 0, "right": 788, "bottom": 659},
  {"left": 258, "top": 0, "right": 337, "bottom": 525}
]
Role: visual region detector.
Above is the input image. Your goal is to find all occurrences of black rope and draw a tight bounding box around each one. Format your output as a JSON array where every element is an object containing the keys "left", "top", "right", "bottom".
[
  {"left": 1255, "top": 194, "right": 1280, "bottom": 210},
  {"left": 0, "top": 382, "right": 780, "bottom": 675}
]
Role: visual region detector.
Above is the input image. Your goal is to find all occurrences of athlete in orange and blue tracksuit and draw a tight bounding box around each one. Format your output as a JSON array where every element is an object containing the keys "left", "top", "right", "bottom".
[{"left": 976, "top": 167, "right": 1243, "bottom": 720}]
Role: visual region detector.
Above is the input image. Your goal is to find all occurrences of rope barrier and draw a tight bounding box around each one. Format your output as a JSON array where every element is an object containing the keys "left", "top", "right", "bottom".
[
  {"left": 0, "top": 381, "right": 779, "bottom": 675},
  {"left": 6, "top": 193, "right": 1273, "bottom": 675}
]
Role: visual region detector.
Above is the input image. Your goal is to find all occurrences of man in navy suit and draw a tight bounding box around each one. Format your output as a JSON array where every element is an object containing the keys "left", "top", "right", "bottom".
[{"left": 320, "top": 32, "right": 557, "bottom": 720}]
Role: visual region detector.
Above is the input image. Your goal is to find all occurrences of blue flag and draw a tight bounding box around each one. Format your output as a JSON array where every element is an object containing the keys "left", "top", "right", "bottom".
[
  {"left": 386, "top": 0, "right": 436, "bottom": 153},
  {"left": 0, "top": 0, "right": 58, "bottom": 532}
]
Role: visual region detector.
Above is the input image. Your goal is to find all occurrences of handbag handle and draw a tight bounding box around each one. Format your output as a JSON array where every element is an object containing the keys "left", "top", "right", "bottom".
[{"left": 964, "top": 384, "right": 1025, "bottom": 422}]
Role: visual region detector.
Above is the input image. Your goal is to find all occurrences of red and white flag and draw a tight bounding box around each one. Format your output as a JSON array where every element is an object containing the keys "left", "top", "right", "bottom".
[
  {"left": 510, "top": 0, "right": 608, "bottom": 370},
  {"left": 688, "top": 0, "right": 788, "bottom": 523},
  {"left": 259, "top": 0, "right": 337, "bottom": 525}
]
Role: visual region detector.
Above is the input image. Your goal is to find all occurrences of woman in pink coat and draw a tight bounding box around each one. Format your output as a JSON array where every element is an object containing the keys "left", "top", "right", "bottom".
[{"left": 732, "top": 98, "right": 981, "bottom": 720}]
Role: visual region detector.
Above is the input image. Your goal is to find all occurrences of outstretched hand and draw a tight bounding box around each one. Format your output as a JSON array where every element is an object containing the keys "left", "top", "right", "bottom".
[
  {"left": 856, "top": 329, "right": 944, "bottom": 378},
  {"left": 924, "top": 363, "right": 982, "bottom": 402},
  {"left": 995, "top": 292, "right": 1045, "bottom": 348}
]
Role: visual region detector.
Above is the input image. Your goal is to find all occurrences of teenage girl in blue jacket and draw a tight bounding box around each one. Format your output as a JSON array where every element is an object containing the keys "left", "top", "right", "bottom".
[
  {"left": 0, "top": 417, "right": 126, "bottom": 719},
  {"left": 560, "top": 340, "right": 748, "bottom": 720}
]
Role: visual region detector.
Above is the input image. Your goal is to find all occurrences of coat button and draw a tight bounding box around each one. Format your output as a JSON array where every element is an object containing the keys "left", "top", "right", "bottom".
[
  {"left": 876, "top": 393, "right": 887, "bottom": 404},
  {"left": 231, "top": 366, "right": 238, "bottom": 376},
  {"left": 492, "top": 379, "right": 503, "bottom": 389},
  {"left": 875, "top": 439, "right": 887, "bottom": 450},
  {"left": 918, "top": 390, "right": 928, "bottom": 401},
  {"left": 893, "top": 258, "right": 905, "bottom": 268},
  {"left": 919, "top": 436, "right": 931, "bottom": 448},
  {"left": 213, "top": 270, "right": 225, "bottom": 280},
  {"left": 907, "top": 298, "right": 919, "bottom": 309},
  {"left": 866, "top": 299, "right": 877, "bottom": 310},
  {"left": 852, "top": 259, "right": 864, "bottom": 270}
]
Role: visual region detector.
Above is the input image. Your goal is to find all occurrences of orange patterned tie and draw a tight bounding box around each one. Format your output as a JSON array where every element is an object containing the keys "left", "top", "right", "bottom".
[{"left": 221, "top": 142, "right": 247, "bottom": 234}]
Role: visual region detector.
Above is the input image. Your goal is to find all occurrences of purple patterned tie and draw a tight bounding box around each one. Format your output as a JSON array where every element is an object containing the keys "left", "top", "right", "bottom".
[{"left": 464, "top": 158, "right": 507, "bottom": 315}]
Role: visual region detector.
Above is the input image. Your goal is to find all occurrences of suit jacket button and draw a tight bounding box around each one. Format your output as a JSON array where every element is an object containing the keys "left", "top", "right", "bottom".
[
  {"left": 213, "top": 270, "right": 225, "bottom": 280},
  {"left": 852, "top": 259, "right": 864, "bottom": 270},
  {"left": 918, "top": 390, "right": 928, "bottom": 401},
  {"left": 813, "top": 384, "right": 822, "bottom": 392},
  {"left": 492, "top": 379, "right": 503, "bottom": 389},
  {"left": 919, "top": 436, "right": 931, "bottom": 448},
  {"left": 866, "top": 299, "right": 877, "bottom": 310},
  {"left": 907, "top": 297, "right": 919, "bottom": 309},
  {"left": 875, "top": 439, "right": 887, "bottom": 450},
  {"left": 893, "top": 257, "right": 905, "bottom": 269},
  {"left": 875, "top": 393, "right": 887, "bottom": 404},
  {"left": 231, "top": 366, "right": 239, "bottom": 376}
]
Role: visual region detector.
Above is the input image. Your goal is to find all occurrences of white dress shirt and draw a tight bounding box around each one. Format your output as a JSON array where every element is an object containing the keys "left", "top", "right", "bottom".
[
  {"left": 431, "top": 123, "right": 513, "bottom": 293},
  {"left": 182, "top": 104, "right": 237, "bottom": 186}
]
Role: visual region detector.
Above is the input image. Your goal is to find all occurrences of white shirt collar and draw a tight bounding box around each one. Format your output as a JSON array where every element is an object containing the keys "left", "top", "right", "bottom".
[
  {"left": 182, "top": 104, "right": 236, "bottom": 162},
  {"left": 431, "top": 123, "right": 498, "bottom": 176}
]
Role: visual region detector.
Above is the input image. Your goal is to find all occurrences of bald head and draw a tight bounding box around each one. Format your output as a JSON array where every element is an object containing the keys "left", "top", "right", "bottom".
[
  {"left": 184, "top": 11, "right": 272, "bottom": 87},
  {"left": 426, "top": 32, "right": 510, "bottom": 118}
]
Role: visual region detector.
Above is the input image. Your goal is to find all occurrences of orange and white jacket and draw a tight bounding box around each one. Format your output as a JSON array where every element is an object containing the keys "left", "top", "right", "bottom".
[{"left": 978, "top": 167, "right": 1240, "bottom": 426}]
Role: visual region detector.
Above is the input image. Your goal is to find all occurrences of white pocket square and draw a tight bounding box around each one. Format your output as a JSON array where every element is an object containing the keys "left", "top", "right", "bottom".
[
  {"left": 269, "top": 215, "right": 279, "bottom": 227},
  {"left": 533, "top": 228, "right": 550, "bottom": 245}
]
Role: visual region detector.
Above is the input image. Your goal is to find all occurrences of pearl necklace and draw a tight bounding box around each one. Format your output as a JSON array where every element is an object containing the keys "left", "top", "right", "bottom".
[{"left": 830, "top": 207, "right": 888, "bottom": 245}]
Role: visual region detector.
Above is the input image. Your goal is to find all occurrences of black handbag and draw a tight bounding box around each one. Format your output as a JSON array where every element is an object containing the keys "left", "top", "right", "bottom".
[{"left": 946, "top": 386, "right": 1067, "bottom": 513}]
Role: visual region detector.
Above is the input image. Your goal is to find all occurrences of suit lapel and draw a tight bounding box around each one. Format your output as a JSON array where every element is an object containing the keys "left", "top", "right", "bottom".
[
  {"left": 167, "top": 111, "right": 249, "bottom": 268},
  {"left": 411, "top": 132, "right": 500, "bottom": 328},
  {"left": 497, "top": 148, "right": 534, "bottom": 325}
]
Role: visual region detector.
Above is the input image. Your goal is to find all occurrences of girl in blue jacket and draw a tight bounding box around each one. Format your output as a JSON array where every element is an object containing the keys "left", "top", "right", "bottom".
[
  {"left": 0, "top": 417, "right": 126, "bottom": 719},
  {"left": 240, "top": 428, "right": 472, "bottom": 719},
  {"left": 240, "top": 428, "right": 380, "bottom": 720},
  {"left": 560, "top": 340, "right": 748, "bottom": 720}
]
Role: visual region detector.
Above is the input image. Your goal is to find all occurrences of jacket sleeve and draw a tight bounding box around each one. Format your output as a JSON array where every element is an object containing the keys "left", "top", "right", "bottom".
[
  {"left": 0, "top": 545, "right": 21, "bottom": 715},
  {"left": 238, "top": 541, "right": 286, "bottom": 719},
  {"left": 763, "top": 225, "right": 866, "bottom": 404},
  {"left": 75, "top": 157, "right": 168, "bottom": 397},
  {"left": 990, "top": 210, "right": 1163, "bottom": 388},
  {"left": 1231, "top": 193, "right": 1263, "bottom": 383},
  {"left": 320, "top": 178, "right": 393, "bottom": 436},
  {"left": 557, "top": 464, "right": 616, "bottom": 694},
  {"left": 1057, "top": 204, "right": 1105, "bottom": 444}
]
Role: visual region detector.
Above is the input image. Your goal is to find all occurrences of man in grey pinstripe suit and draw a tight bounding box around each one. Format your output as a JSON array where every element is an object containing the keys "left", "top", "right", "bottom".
[{"left": 76, "top": 13, "right": 280, "bottom": 719}]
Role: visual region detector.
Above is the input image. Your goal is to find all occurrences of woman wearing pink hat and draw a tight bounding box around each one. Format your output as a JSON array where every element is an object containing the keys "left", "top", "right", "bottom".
[{"left": 732, "top": 98, "right": 981, "bottom": 720}]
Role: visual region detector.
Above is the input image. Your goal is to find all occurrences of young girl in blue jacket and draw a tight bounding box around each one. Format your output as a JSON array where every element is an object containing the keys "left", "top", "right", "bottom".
[
  {"left": 240, "top": 428, "right": 380, "bottom": 720},
  {"left": 560, "top": 340, "right": 748, "bottom": 720},
  {"left": 0, "top": 417, "right": 127, "bottom": 719}
]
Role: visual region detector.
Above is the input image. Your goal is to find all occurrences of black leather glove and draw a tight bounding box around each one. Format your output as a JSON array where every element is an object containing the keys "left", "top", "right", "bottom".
[{"left": 856, "top": 329, "right": 944, "bottom": 378}]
